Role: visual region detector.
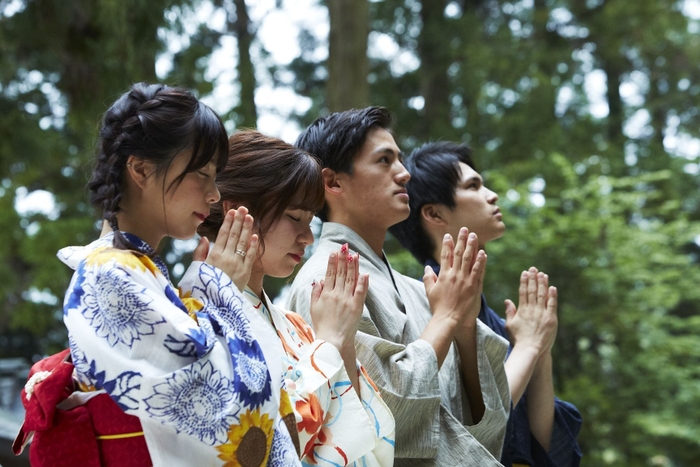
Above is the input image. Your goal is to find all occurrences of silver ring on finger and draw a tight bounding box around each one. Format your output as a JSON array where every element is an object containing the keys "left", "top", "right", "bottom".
[{"left": 235, "top": 249, "right": 247, "bottom": 257}]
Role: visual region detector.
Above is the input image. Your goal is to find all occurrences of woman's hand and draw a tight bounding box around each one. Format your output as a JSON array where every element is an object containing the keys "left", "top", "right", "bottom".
[
  {"left": 200, "top": 206, "right": 259, "bottom": 291},
  {"left": 310, "top": 244, "right": 369, "bottom": 353}
]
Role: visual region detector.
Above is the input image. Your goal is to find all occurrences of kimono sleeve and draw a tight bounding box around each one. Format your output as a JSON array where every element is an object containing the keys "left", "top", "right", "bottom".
[
  {"left": 287, "top": 339, "right": 377, "bottom": 464},
  {"left": 64, "top": 256, "right": 243, "bottom": 447}
]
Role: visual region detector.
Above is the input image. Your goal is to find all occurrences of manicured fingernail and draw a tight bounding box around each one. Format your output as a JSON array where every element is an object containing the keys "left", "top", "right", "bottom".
[
  {"left": 340, "top": 243, "right": 348, "bottom": 254},
  {"left": 311, "top": 280, "right": 316, "bottom": 287},
  {"left": 348, "top": 255, "right": 353, "bottom": 263},
  {"left": 330, "top": 251, "right": 336, "bottom": 258},
  {"left": 444, "top": 234, "right": 450, "bottom": 240}
]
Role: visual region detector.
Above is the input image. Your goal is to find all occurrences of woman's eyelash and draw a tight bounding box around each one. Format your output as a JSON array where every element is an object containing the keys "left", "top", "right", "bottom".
[{"left": 288, "top": 215, "right": 300, "bottom": 222}]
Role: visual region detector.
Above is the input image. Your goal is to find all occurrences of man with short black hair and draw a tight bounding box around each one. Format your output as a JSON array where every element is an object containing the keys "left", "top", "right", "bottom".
[
  {"left": 390, "top": 141, "right": 582, "bottom": 466},
  {"left": 288, "top": 107, "right": 511, "bottom": 466}
]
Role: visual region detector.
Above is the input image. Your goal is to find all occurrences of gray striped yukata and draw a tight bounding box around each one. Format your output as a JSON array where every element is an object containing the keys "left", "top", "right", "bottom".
[{"left": 287, "top": 223, "right": 511, "bottom": 466}]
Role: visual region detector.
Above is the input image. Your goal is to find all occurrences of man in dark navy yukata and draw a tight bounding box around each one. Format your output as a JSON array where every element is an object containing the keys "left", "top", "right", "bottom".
[{"left": 390, "top": 142, "right": 583, "bottom": 467}]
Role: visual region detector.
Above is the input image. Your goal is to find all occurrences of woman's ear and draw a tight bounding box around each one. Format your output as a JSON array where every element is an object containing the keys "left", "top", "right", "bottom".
[
  {"left": 421, "top": 204, "right": 448, "bottom": 227},
  {"left": 322, "top": 167, "right": 342, "bottom": 194},
  {"left": 222, "top": 200, "right": 239, "bottom": 213},
  {"left": 125, "top": 155, "right": 155, "bottom": 190}
]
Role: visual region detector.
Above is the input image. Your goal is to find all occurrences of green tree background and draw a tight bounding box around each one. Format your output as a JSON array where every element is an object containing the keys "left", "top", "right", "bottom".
[{"left": 1, "top": 0, "right": 699, "bottom": 465}]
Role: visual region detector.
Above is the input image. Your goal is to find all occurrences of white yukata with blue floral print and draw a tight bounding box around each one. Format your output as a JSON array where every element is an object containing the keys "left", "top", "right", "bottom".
[{"left": 59, "top": 232, "right": 301, "bottom": 467}]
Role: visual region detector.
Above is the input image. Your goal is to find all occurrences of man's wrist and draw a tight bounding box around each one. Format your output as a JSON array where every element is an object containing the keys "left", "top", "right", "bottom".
[{"left": 512, "top": 341, "right": 543, "bottom": 362}]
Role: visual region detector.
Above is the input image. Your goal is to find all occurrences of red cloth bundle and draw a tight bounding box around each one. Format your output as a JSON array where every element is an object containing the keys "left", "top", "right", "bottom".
[{"left": 12, "top": 349, "right": 152, "bottom": 467}]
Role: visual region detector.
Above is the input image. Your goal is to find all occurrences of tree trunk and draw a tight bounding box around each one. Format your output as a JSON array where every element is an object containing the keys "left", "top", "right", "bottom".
[
  {"left": 602, "top": 61, "right": 627, "bottom": 175},
  {"left": 327, "top": 0, "right": 369, "bottom": 112},
  {"left": 417, "top": 0, "right": 450, "bottom": 140},
  {"left": 232, "top": 0, "right": 258, "bottom": 127}
]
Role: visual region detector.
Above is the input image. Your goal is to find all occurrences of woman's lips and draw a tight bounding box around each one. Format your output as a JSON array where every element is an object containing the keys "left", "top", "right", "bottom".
[
  {"left": 194, "top": 212, "right": 207, "bottom": 222},
  {"left": 289, "top": 253, "right": 302, "bottom": 263}
]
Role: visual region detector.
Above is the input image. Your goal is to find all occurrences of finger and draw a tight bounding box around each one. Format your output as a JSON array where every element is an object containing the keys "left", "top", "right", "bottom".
[
  {"left": 353, "top": 253, "right": 360, "bottom": 291},
  {"left": 452, "top": 227, "right": 469, "bottom": 271},
  {"left": 527, "top": 267, "right": 538, "bottom": 307},
  {"left": 336, "top": 245, "right": 349, "bottom": 292},
  {"left": 310, "top": 279, "right": 322, "bottom": 307},
  {"left": 423, "top": 265, "right": 437, "bottom": 295},
  {"left": 192, "top": 236, "right": 209, "bottom": 262},
  {"left": 439, "top": 234, "right": 454, "bottom": 273},
  {"left": 324, "top": 250, "right": 338, "bottom": 289},
  {"left": 345, "top": 254, "right": 358, "bottom": 294},
  {"left": 227, "top": 207, "right": 247, "bottom": 252},
  {"left": 353, "top": 273, "right": 370, "bottom": 308},
  {"left": 346, "top": 252, "right": 357, "bottom": 292},
  {"left": 518, "top": 271, "right": 527, "bottom": 309},
  {"left": 547, "top": 286, "right": 558, "bottom": 316},
  {"left": 475, "top": 250, "right": 487, "bottom": 294},
  {"left": 462, "top": 232, "right": 478, "bottom": 273},
  {"left": 236, "top": 214, "right": 254, "bottom": 254},
  {"left": 472, "top": 250, "right": 487, "bottom": 285},
  {"left": 243, "top": 234, "right": 259, "bottom": 266},
  {"left": 504, "top": 299, "right": 517, "bottom": 321},
  {"left": 537, "top": 272, "right": 547, "bottom": 308},
  {"left": 212, "top": 210, "right": 235, "bottom": 254}
]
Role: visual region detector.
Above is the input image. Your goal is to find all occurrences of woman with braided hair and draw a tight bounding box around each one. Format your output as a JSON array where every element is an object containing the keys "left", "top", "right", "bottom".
[{"left": 16, "top": 83, "right": 302, "bottom": 467}]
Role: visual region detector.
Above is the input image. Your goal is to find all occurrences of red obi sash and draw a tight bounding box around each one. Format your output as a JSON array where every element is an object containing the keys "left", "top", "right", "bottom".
[{"left": 12, "top": 349, "right": 152, "bottom": 466}]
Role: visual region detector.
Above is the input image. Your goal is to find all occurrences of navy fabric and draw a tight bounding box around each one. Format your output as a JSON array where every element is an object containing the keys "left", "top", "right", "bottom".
[{"left": 425, "top": 259, "right": 582, "bottom": 467}]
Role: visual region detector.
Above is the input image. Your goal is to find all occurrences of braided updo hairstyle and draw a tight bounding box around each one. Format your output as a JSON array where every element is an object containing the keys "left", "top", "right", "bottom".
[{"left": 88, "top": 82, "right": 228, "bottom": 250}]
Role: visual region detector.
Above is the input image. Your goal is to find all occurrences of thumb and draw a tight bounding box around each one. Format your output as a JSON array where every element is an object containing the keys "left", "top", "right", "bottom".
[
  {"left": 193, "top": 236, "right": 209, "bottom": 262},
  {"left": 423, "top": 265, "right": 437, "bottom": 295},
  {"left": 504, "top": 299, "right": 517, "bottom": 321}
]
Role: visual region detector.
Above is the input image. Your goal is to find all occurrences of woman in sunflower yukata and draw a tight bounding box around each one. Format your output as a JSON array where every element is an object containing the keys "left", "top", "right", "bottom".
[
  {"left": 58, "top": 83, "right": 301, "bottom": 466},
  {"left": 198, "top": 130, "right": 395, "bottom": 467}
]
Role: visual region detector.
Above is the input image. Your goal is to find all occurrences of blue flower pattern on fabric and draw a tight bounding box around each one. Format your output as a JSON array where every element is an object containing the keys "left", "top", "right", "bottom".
[
  {"left": 195, "top": 263, "right": 253, "bottom": 344},
  {"left": 81, "top": 266, "right": 166, "bottom": 347},
  {"left": 226, "top": 335, "right": 273, "bottom": 409},
  {"left": 164, "top": 334, "right": 199, "bottom": 357},
  {"left": 104, "top": 371, "right": 142, "bottom": 411},
  {"left": 144, "top": 360, "right": 240, "bottom": 446},
  {"left": 164, "top": 284, "right": 188, "bottom": 314},
  {"left": 64, "top": 261, "right": 87, "bottom": 315},
  {"left": 269, "top": 417, "right": 301, "bottom": 467}
]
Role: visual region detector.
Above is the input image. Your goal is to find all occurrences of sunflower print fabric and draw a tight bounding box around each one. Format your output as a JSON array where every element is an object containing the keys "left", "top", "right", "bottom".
[
  {"left": 59, "top": 232, "right": 301, "bottom": 467},
  {"left": 244, "top": 290, "right": 395, "bottom": 467}
]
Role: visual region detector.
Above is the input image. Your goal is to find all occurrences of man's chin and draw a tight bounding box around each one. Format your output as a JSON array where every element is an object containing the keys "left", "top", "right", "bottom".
[{"left": 387, "top": 206, "right": 411, "bottom": 228}]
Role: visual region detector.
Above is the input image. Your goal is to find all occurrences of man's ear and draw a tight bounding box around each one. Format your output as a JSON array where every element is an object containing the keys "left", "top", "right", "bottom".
[
  {"left": 322, "top": 167, "right": 342, "bottom": 195},
  {"left": 421, "top": 204, "right": 448, "bottom": 227},
  {"left": 125, "top": 155, "right": 155, "bottom": 190}
]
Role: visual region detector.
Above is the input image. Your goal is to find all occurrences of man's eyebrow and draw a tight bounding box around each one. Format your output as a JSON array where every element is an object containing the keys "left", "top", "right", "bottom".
[
  {"left": 371, "top": 145, "right": 400, "bottom": 156},
  {"left": 462, "top": 175, "right": 482, "bottom": 184}
]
